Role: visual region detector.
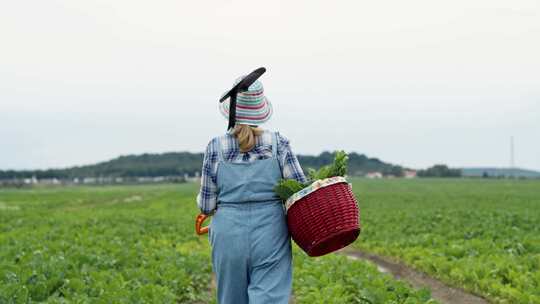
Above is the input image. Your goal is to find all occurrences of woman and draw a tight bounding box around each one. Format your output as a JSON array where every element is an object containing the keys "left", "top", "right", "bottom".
[{"left": 197, "top": 69, "right": 306, "bottom": 304}]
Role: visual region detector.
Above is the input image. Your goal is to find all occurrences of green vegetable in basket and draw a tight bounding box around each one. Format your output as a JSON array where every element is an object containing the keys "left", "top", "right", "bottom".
[
  {"left": 274, "top": 179, "right": 308, "bottom": 201},
  {"left": 329, "top": 150, "right": 348, "bottom": 177},
  {"left": 308, "top": 151, "right": 348, "bottom": 181},
  {"left": 274, "top": 151, "right": 349, "bottom": 202}
]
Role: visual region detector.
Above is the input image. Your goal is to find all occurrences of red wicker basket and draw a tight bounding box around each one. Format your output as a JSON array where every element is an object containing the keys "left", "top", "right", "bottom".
[{"left": 285, "top": 177, "right": 360, "bottom": 257}]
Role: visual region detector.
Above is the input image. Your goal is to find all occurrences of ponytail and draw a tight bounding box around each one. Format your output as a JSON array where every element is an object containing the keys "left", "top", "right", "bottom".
[{"left": 233, "top": 124, "right": 263, "bottom": 152}]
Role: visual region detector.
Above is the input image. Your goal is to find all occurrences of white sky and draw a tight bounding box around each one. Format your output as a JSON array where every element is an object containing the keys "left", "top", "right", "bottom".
[{"left": 1, "top": 0, "right": 539, "bottom": 170}]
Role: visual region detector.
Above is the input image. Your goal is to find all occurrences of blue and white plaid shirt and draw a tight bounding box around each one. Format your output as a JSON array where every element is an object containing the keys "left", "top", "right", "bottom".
[{"left": 197, "top": 130, "right": 307, "bottom": 215}]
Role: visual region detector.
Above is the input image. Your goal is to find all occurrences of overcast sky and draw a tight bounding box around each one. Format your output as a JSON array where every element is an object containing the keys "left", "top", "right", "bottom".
[{"left": 1, "top": 0, "right": 539, "bottom": 171}]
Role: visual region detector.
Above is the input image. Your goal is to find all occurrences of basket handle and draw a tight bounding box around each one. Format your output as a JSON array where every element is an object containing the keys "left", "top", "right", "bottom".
[{"left": 195, "top": 213, "right": 210, "bottom": 235}]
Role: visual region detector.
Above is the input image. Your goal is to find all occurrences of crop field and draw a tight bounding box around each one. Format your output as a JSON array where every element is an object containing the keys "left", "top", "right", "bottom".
[
  {"left": 0, "top": 179, "right": 538, "bottom": 303},
  {"left": 350, "top": 178, "right": 540, "bottom": 304},
  {"left": 0, "top": 183, "right": 434, "bottom": 304}
]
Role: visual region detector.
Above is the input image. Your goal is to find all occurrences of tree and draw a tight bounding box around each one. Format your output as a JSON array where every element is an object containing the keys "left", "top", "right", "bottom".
[{"left": 417, "top": 164, "right": 462, "bottom": 178}]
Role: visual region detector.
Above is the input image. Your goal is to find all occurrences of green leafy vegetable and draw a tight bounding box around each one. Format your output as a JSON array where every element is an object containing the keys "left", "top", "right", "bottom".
[
  {"left": 328, "top": 150, "right": 348, "bottom": 177},
  {"left": 308, "top": 151, "right": 348, "bottom": 181},
  {"left": 274, "top": 179, "right": 308, "bottom": 201},
  {"left": 274, "top": 151, "right": 349, "bottom": 201}
]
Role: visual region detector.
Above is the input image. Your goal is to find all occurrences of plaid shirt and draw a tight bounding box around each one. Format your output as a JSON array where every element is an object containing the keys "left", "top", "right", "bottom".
[{"left": 197, "top": 130, "right": 307, "bottom": 215}]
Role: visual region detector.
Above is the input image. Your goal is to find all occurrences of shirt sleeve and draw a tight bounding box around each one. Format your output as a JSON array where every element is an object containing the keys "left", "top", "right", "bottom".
[
  {"left": 276, "top": 132, "right": 307, "bottom": 184},
  {"left": 196, "top": 138, "right": 219, "bottom": 215}
]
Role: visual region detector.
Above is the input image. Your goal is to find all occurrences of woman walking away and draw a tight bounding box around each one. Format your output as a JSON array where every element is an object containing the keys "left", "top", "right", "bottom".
[{"left": 197, "top": 68, "right": 307, "bottom": 304}]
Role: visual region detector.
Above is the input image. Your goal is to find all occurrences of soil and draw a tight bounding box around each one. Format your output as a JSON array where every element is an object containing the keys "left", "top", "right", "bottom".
[{"left": 339, "top": 248, "right": 489, "bottom": 304}]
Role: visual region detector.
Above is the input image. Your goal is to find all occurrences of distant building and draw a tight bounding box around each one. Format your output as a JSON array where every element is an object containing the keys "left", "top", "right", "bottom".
[
  {"left": 366, "top": 172, "right": 383, "bottom": 179},
  {"left": 23, "top": 176, "right": 38, "bottom": 185},
  {"left": 137, "top": 177, "right": 153, "bottom": 183},
  {"left": 83, "top": 177, "right": 97, "bottom": 184},
  {"left": 185, "top": 172, "right": 201, "bottom": 183},
  {"left": 40, "top": 178, "right": 61, "bottom": 185},
  {"left": 404, "top": 170, "right": 417, "bottom": 179}
]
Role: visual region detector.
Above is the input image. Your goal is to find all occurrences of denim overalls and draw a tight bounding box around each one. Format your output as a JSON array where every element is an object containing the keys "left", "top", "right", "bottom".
[{"left": 209, "top": 132, "right": 292, "bottom": 304}]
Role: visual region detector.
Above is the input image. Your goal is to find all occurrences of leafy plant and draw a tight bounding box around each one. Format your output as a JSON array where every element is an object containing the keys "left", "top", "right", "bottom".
[
  {"left": 308, "top": 151, "right": 348, "bottom": 181},
  {"left": 352, "top": 178, "right": 540, "bottom": 304},
  {"left": 274, "top": 179, "right": 308, "bottom": 202},
  {"left": 0, "top": 183, "right": 440, "bottom": 303},
  {"left": 274, "top": 151, "right": 349, "bottom": 201}
]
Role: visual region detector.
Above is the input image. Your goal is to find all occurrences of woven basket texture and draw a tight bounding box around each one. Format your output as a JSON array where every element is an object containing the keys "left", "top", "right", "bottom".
[{"left": 287, "top": 181, "right": 360, "bottom": 257}]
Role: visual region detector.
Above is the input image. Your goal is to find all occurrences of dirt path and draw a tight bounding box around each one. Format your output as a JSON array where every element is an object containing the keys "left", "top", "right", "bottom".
[{"left": 339, "top": 248, "right": 489, "bottom": 304}]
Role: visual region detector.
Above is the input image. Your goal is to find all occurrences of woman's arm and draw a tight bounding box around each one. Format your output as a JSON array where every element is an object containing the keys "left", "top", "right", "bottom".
[
  {"left": 276, "top": 132, "right": 307, "bottom": 184},
  {"left": 196, "top": 139, "right": 219, "bottom": 215}
]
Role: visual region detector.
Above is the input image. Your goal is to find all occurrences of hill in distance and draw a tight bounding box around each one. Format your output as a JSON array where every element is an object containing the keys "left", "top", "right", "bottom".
[
  {"left": 0, "top": 151, "right": 402, "bottom": 179},
  {"left": 461, "top": 167, "right": 540, "bottom": 178}
]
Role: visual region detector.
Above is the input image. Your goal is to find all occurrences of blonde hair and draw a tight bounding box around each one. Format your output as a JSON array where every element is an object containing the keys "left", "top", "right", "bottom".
[{"left": 233, "top": 124, "right": 263, "bottom": 152}]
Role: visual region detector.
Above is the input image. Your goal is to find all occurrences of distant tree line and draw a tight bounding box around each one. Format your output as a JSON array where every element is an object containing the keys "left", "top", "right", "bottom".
[
  {"left": 417, "top": 164, "right": 462, "bottom": 178},
  {"left": 298, "top": 152, "right": 404, "bottom": 177},
  {"left": 0, "top": 152, "right": 203, "bottom": 179},
  {"left": 0, "top": 151, "right": 403, "bottom": 180}
]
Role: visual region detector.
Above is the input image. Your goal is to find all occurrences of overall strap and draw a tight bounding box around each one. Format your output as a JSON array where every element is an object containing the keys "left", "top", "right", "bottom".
[
  {"left": 271, "top": 132, "right": 278, "bottom": 158},
  {"left": 217, "top": 136, "right": 225, "bottom": 162}
]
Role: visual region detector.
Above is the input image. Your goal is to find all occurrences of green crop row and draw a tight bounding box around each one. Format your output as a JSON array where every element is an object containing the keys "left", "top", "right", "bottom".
[
  {"left": 0, "top": 185, "right": 213, "bottom": 303},
  {"left": 293, "top": 249, "right": 436, "bottom": 304},
  {"left": 0, "top": 184, "right": 435, "bottom": 303},
  {"left": 351, "top": 178, "right": 540, "bottom": 304}
]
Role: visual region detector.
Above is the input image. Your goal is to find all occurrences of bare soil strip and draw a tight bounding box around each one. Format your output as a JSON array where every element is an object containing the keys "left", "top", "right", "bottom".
[
  {"left": 288, "top": 295, "right": 295, "bottom": 304},
  {"left": 339, "top": 248, "right": 489, "bottom": 304}
]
